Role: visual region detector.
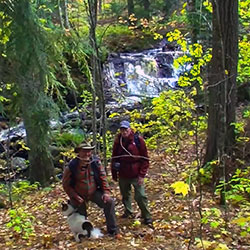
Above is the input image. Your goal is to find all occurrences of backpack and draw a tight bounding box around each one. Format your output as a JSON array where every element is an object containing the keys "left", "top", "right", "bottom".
[
  {"left": 68, "top": 156, "right": 102, "bottom": 190},
  {"left": 134, "top": 132, "right": 141, "bottom": 149}
]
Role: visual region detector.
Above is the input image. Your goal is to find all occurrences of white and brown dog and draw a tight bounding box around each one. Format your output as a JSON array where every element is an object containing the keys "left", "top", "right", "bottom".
[{"left": 62, "top": 202, "right": 103, "bottom": 242}]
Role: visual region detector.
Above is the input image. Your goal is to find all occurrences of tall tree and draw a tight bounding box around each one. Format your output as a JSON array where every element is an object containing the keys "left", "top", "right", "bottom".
[
  {"left": 127, "top": 0, "right": 134, "bottom": 16},
  {"left": 205, "top": 0, "right": 238, "bottom": 185},
  {"left": 86, "top": 0, "right": 108, "bottom": 169},
  {"left": 1, "top": 0, "right": 56, "bottom": 186}
]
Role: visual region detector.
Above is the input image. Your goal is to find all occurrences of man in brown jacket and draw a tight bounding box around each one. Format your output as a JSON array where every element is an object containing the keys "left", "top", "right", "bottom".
[
  {"left": 111, "top": 121, "right": 152, "bottom": 225},
  {"left": 62, "top": 143, "right": 119, "bottom": 236}
]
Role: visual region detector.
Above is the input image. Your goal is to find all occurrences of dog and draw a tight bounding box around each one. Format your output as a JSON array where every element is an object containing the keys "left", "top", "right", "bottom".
[{"left": 62, "top": 201, "right": 103, "bottom": 242}]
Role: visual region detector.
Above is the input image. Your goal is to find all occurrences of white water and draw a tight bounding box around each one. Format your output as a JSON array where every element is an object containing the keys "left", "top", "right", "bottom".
[{"left": 104, "top": 48, "right": 186, "bottom": 103}]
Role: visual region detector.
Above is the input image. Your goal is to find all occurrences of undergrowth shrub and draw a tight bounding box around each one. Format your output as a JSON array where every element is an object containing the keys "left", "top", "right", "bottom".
[
  {"left": 0, "top": 181, "right": 39, "bottom": 202},
  {"left": 216, "top": 167, "right": 250, "bottom": 204},
  {"left": 128, "top": 89, "right": 205, "bottom": 153},
  {"left": 53, "top": 131, "right": 85, "bottom": 147},
  {"left": 6, "top": 207, "right": 35, "bottom": 239}
]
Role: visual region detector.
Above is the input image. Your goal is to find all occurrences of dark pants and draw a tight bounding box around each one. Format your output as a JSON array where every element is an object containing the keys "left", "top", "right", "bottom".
[{"left": 70, "top": 190, "right": 118, "bottom": 234}]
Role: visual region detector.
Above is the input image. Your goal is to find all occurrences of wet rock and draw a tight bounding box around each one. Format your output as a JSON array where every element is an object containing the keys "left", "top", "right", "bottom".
[{"left": 11, "top": 157, "right": 27, "bottom": 171}]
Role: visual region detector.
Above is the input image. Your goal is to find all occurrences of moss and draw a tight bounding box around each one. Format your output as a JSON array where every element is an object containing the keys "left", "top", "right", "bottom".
[{"left": 97, "top": 24, "right": 158, "bottom": 53}]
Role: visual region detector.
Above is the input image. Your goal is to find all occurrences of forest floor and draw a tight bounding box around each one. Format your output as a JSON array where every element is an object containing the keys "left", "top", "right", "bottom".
[{"left": 0, "top": 142, "right": 250, "bottom": 250}]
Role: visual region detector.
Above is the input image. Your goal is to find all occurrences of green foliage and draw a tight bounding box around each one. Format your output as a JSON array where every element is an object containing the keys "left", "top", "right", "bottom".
[
  {"left": 238, "top": 39, "right": 250, "bottom": 84},
  {"left": 167, "top": 29, "right": 212, "bottom": 88},
  {"left": 53, "top": 131, "right": 85, "bottom": 148},
  {"left": 201, "top": 207, "right": 224, "bottom": 229},
  {"left": 98, "top": 130, "right": 114, "bottom": 159},
  {"left": 6, "top": 207, "right": 35, "bottom": 239},
  {"left": 130, "top": 89, "right": 199, "bottom": 152},
  {"left": 102, "top": 2, "right": 127, "bottom": 18},
  {"left": 0, "top": 181, "right": 39, "bottom": 202},
  {"left": 231, "top": 215, "right": 250, "bottom": 237},
  {"left": 216, "top": 166, "right": 250, "bottom": 237},
  {"left": 216, "top": 167, "right": 250, "bottom": 204},
  {"left": 238, "top": 1, "right": 250, "bottom": 85},
  {"left": 79, "top": 89, "right": 93, "bottom": 114},
  {"left": 187, "top": 0, "right": 212, "bottom": 41},
  {"left": 198, "top": 163, "right": 214, "bottom": 184},
  {"left": 231, "top": 106, "right": 250, "bottom": 147},
  {"left": 239, "top": 0, "right": 250, "bottom": 33},
  {"left": 101, "top": 24, "right": 134, "bottom": 49}
]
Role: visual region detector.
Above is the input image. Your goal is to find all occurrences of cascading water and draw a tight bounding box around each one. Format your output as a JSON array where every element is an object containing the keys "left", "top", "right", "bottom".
[
  {"left": 103, "top": 47, "right": 186, "bottom": 104},
  {"left": 0, "top": 46, "right": 188, "bottom": 142}
]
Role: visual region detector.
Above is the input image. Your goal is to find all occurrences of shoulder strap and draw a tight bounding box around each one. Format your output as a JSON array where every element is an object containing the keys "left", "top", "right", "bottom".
[
  {"left": 68, "top": 156, "right": 103, "bottom": 190},
  {"left": 134, "top": 132, "right": 141, "bottom": 149},
  {"left": 91, "top": 156, "right": 102, "bottom": 190},
  {"left": 68, "top": 158, "right": 79, "bottom": 187}
]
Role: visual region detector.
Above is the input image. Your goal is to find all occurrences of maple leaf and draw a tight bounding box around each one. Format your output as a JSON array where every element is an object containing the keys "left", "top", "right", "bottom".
[{"left": 171, "top": 181, "right": 189, "bottom": 197}]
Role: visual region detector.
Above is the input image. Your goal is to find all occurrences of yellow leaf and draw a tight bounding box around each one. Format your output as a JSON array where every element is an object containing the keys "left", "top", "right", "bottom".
[
  {"left": 215, "top": 243, "right": 229, "bottom": 250},
  {"left": 190, "top": 87, "right": 197, "bottom": 96},
  {"left": 109, "top": 112, "right": 120, "bottom": 118},
  {"left": 171, "top": 181, "right": 189, "bottom": 197},
  {"left": 196, "top": 239, "right": 213, "bottom": 248},
  {"left": 132, "top": 220, "right": 141, "bottom": 227},
  {"left": 199, "top": 168, "right": 205, "bottom": 175},
  {"left": 231, "top": 216, "right": 250, "bottom": 225}
]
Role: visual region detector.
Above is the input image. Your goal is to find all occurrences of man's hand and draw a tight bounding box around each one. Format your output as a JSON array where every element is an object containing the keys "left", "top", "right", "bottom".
[
  {"left": 102, "top": 193, "right": 111, "bottom": 203},
  {"left": 137, "top": 177, "right": 144, "bottom": 185},
  {"left": 76, "top": 196, "right": 84, "bottom": 204}
]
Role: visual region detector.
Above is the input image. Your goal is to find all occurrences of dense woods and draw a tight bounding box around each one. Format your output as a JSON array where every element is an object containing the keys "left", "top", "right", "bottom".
[{"left": 0, "top": 0, "right": 250, "bottom": 249}]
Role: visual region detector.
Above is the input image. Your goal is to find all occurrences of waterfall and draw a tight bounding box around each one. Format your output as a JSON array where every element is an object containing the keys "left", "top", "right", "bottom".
[{"left": 103, "top": 48, "right": 186, "bottom": 104}]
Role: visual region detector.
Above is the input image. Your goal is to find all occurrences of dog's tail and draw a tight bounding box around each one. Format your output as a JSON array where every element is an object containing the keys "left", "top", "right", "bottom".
[{"left": 90, "top": 228, "right": 103, "bottom": 239}]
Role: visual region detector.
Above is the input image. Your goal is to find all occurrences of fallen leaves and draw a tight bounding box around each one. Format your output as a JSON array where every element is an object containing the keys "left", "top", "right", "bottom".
[{"left": 0, "top": 150, "right": 250, "bottom": 249}]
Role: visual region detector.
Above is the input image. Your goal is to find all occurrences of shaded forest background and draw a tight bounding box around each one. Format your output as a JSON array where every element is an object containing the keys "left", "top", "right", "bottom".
[{"left": 0, "top": 0, "right": 250, "bottom": 249}]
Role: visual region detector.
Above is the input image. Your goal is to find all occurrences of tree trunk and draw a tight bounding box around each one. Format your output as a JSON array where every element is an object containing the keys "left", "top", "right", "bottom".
[
  {"left": 205, "top": 0, "right": 238, "bottom": 185},
  {"left": 58, "top": 0, "right": 65, "bottom": 29},
  {"left": 98, "top": 0, "right": 102, "bottom": 14},
  {"left": 62, "top": 0, "right": 70, "bottom": 29},
  {"left": 7, "top": 0, "right": 55, "bottom": 186},
  {"left": 143, "top": 0, "right": 150, "bottom": 12},
  {"left": 19, "top": 77, "right": 54, "bottom": 186},
  {"left": 186, "top": 0, "right": 199, "bottom": 44},
  {"left": 127, "top": 0, "right": 134, "bottom": 16},
  {"left": 87, "top": 0, "right": 108, "bottom": 170}
]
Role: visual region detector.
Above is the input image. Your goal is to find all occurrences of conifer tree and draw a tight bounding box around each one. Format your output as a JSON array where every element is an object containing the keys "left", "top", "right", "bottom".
[{"left": 1, "top": 0, "right": 56, "bottom": 186}]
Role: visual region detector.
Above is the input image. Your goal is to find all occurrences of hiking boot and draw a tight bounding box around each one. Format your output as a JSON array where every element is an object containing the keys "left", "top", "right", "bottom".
[
  {"left": 121, "top": 211, "right": 134, "bottom": 219},
  {"left": 108, "top": 231, "right": 122, "bottom": 239},
  {"left": 144, "top": 218, "right": 153, "bottom": 225}
]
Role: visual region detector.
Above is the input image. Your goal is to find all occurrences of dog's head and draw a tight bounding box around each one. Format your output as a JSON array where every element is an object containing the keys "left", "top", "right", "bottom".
[{"left": 61, "top": 201, "right": 75, "bottom": 216}]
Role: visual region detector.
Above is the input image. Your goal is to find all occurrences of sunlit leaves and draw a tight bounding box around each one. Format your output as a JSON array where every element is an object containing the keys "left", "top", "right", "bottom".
[
  {"left": 166, "top": 30, "right": 212, "bottom": 88},
  {"left": 195, "top": 239, "right": 229, "bottom": 250},
  {"left": 189, "top": 44, "right": 203, "bottom": 58},
  {"left": 0, "top": 11, "right": 12, "bottom": 45},
  {"left": 6, "top": 207, "right": 35, "bottom": 239},
  {"left": 166, "top": 29, "right": 187, "bottom": 52},
  {"left": 153, "top": 32, "right": 163, "bottom": 40},
  {"left": 203, "top": 0, "right": 213, "bottom": 13},
  {"left": 231, "top": 216, "right": 250, "bottom": 226},
  {"left": 171, "top": 181, "right": 189, "bottom": 197},
  {"left": 18, "top": 141, "right": 30, "bottom": 151},
  {"left": 109, "top": 112, "right": 120, "bottom": 118},
  {"left": 132, "top": 220, "right": 141, "bottom": 227},
  {"left": 238, "top": 40, "right": 250, "bottom": 83},
  {"left": 239, "top": 0, "right": 250, "bottom": 25}
]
